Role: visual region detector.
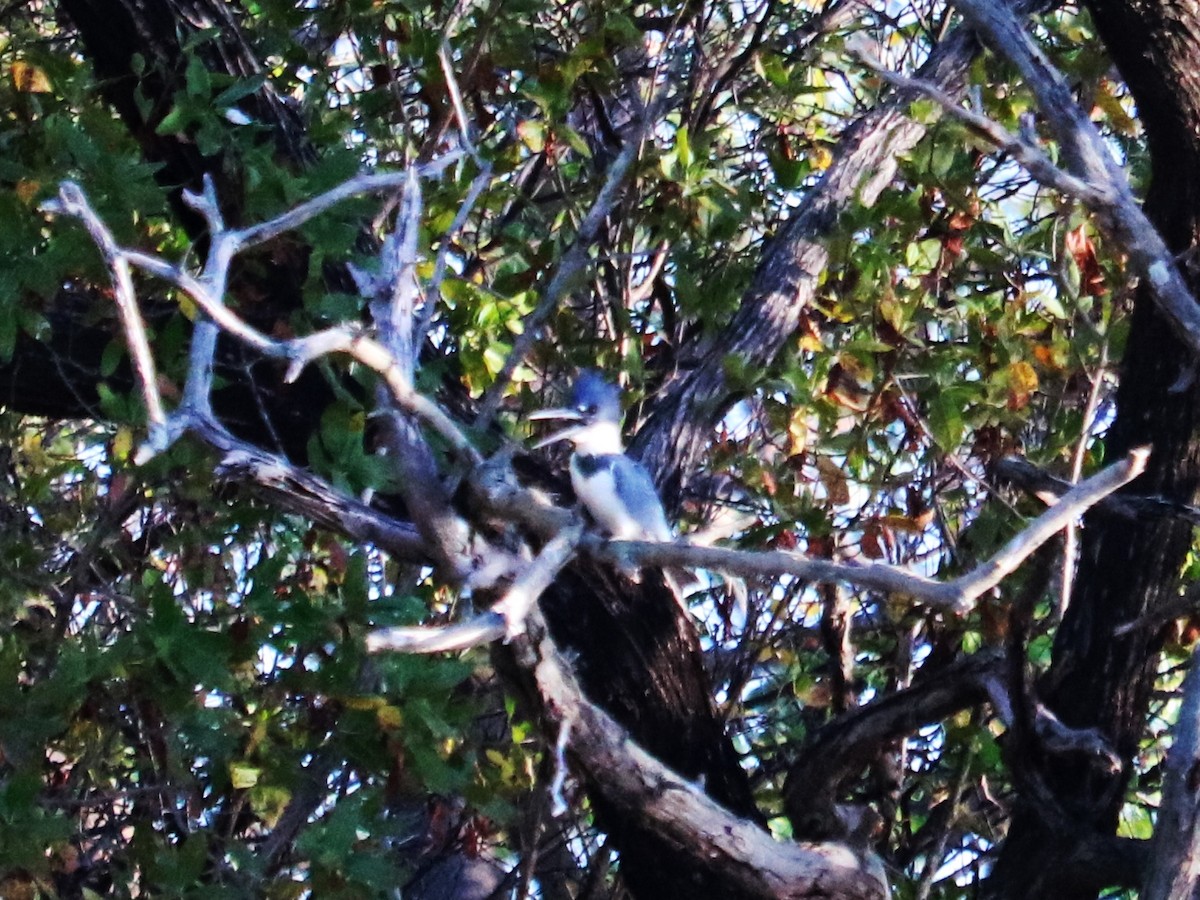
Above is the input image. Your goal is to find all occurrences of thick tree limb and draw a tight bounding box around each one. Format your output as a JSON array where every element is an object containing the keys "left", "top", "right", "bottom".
[
  {"left": 208, "top": 437, "right": 427, "bottom": 562},
  {"left": 522, "top": 609, "right": 891, "bottom": 900},
  {"left": 633, "top": 0, "right": 1046, "bottom": 500},
  {"left": 784, "top": 649, "right": 1003, "bottom": 841}
]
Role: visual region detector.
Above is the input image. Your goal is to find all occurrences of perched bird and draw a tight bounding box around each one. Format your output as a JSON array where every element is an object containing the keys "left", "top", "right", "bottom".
[{"left": 529, "top": 370, "right": 673, "bottom": 544}]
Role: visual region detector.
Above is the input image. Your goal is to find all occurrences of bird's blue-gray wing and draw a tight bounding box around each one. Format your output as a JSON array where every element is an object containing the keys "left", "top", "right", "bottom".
[{"left": 611, "top": 456, "right": 673, "bottom": 541}]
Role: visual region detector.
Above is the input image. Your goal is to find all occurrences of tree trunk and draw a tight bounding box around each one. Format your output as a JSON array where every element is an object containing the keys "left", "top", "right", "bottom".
[{"left": 987, "top": 1, "right": 1200, "bottom": 896}]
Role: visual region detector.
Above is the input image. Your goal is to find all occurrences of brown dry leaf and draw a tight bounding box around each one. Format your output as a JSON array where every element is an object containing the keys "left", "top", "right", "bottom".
[
  {"left": 880, "top": 511, "right": 934, "bottom": 533},
  {"left": 15, "top": 179, "right": 40, "bottom": 205},
  {"left": 816, "top": 456, "right": 850, "bottom": 505},
  {"left": 1064, "top": 223, "right": 1107, "bottom": 297},
  {"left": 798, "top": 313, "right": 823, "bottom": 352},
  {"left": 760, "top": 466, "right": 778, "bottom": 497},
  {"left": 1032, "top": 343, "right": 1064, "bottom": 370},
  {"left": 861, "top": 523, "right": 885, "bottom": 559},
  {"left": 825, "top": 362, "right": 872, "bottom": 412},
  {"left": 796, "top": 679, "right": 833, "bottom": 708}
]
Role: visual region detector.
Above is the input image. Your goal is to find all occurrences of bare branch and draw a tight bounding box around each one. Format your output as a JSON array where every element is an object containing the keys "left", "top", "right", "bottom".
[
  {"left": 949, "top": 446, "right": 1149, "bottom": 604},
  {"left": 284, "top": 327, "right": 482, "bottom": 466},
  {"left": 996, "top": 454, "right": 1200, "bottom": 526},
  {"left": 603, "top": 447, "right": 1148, "bottom": 613},
  {"left": 365, "top": 524, "right": 585, "bottom": 653},
  {"left": 524, "top": 610, "right": 891, "bottom": 900},
  {"left": 851, "top": 50, "right": 1108, "bottom": 206},
  {"left": 365, "top": 612, "right": 508, "bottom": 654},
  {"left": 474, "top": 103, "right": 661, "bottom": 428},
  {"left": 46, "top": 177, "right": 482, "bottom": 469},
  {"left": 41, "top": 183, "right": 166, "bottom": 429},
  {"left": 230, "top": 158, "right": 462, "bottom": 252}
]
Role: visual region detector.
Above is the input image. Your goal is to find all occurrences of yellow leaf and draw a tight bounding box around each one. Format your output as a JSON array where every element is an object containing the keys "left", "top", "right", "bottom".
[
  {"left": 517, "top": 120, "right": 544, "bottom": 153},
  {"left": 12, "top": 60, "right": 51, "bottom": 93},
  {"left": 1006, "top": 360, "right": 1039, "bottom": 410},
  {"left": 229, "top": 762, "right": 260, "bottom": 789},
  {"left": 178, "top": 293, "right": 198, "bottom": 321},
  {"left": 787, "top": 410, "right": 809, "bottom": 456},
  {"left": 376, "top": 704, "right": 403, "bottom": 730},
  {"left": 112, "top": 426, "right": 134, "bottom": 463}
]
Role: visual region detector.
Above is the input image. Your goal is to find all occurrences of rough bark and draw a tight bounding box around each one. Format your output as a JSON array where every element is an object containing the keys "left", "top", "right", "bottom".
[
  {"left": 633, "top": 18, "right": 995, "bottom": 501},
  {"left": 538, "top": 566, "right": 761, "bottom": 898},
  {"left": 986, "top": 0, "right": 1200, "bottom": 897}
]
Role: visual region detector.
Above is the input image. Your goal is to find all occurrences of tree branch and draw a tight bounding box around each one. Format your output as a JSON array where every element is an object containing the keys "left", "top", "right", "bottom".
[
  {"left": 366, "top": 524, "right": 585, "bottom": 653},
  {"left": 522, "top": 608, "right": 891, "bottom": 900},
  {"left": 784, "top": 649, "right": 1003, "bottom": 839},
  {"left": 608, "top": 447, "right": 1148, "bottom": 614},
  {"left": 950, "top": 0, "right": 1200, "bottom": 358}
]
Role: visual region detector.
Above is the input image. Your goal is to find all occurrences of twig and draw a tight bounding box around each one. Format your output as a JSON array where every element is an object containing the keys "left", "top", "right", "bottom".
[
  {"left": 852, "top": 51, "right": 1107, "bottom": 205},
  {"left": 604, "top": 447, "right": 1148, "bottom": 613},
  {"left": 548, "top": 712, "right": 574, "bottom": 817},
  {"left": 473, "top": 101, "right": 662, "bottom": 429},
  {"left": 41, "top": 183, "right": 166, "bottom": 428},
  {"left": 1113, "top": 581, "right": 1200, "bottom": 637},
  {"left": 421, "top": 161, "right": 493, "bottom": 347},
  {"left": 1061, "top": 341, "right": 1112, "bottom": 614},
  {"left": 948, "top": 447, "right": 1148, "bottom": 605},
  {"left": 230, "top": 158, "right": 462, "bottom": 252},
  {"left": 1143, "top": 646, "right": 1200, "bottom": 900}
]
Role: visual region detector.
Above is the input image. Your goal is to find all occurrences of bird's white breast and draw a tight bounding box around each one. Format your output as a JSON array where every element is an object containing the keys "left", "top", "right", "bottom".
[
  {"left": 570, "top": 457, "right": 641, "bottom": 539},
  {"left": 569, "top": 454, "right": 672, "bottom": 541}
]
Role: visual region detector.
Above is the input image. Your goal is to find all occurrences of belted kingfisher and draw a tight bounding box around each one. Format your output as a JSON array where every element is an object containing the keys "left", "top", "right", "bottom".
[{"left": 529, "top": 370, "right": 673, "bottom": 544}]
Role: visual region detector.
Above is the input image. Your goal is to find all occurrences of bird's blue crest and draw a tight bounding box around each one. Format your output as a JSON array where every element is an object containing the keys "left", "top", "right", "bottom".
[{"left": 569, "top": 369, "right": 622, "bottom": 422}]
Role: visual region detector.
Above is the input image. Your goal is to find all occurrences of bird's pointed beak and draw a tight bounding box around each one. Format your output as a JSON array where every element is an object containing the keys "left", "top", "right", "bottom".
[{"left": 528, "top": 407, "right": 584, "bottom": 449}]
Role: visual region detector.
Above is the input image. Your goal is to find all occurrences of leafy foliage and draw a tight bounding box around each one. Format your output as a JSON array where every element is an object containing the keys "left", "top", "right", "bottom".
[{"left": 0, "top": 0, "right": 1186, "bottom": 897}]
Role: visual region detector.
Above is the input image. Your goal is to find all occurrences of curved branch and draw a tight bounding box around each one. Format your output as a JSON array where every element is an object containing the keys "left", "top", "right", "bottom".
[
  {"left": 523, "top": 609, "right": 891, "bottom": 900},
  {"left": 783, "top": 649, "right": 1003, "bottom": 840}
]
